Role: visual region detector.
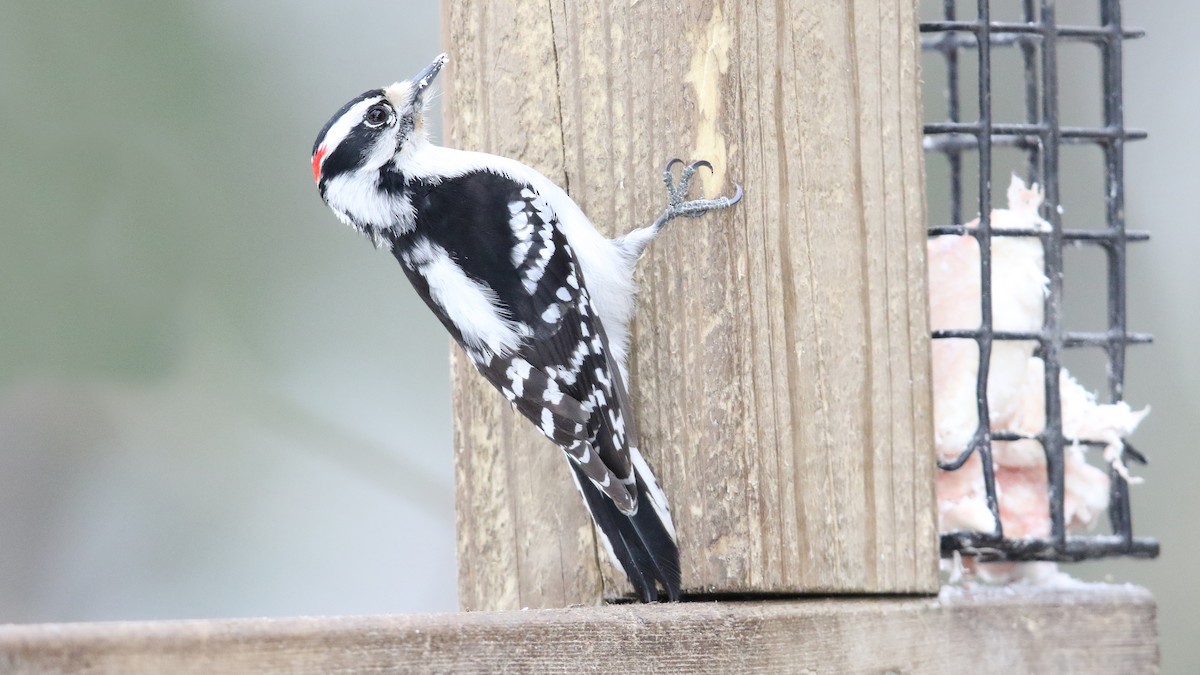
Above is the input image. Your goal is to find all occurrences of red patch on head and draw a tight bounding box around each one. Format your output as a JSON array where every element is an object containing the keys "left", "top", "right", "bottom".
[{"left": 312, "top": 146, "right": 328, "bottom": 183}]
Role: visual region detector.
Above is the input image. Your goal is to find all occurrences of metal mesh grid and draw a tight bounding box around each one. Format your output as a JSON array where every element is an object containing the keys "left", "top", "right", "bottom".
[{"left": 920, "top": 0, "right": 1159, "bottom": 562}]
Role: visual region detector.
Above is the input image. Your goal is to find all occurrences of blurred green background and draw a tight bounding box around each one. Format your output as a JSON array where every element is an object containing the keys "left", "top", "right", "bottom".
[
  {"left": 0, "top": 0, "right": 453, "bottom": 618},
  {"left": 0, "top": 1, "right": 1194, "bottom": 672}
]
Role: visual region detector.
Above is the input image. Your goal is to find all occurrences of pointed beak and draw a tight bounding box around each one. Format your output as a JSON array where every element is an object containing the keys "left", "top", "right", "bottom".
[{"left": 411, "top": 53, "right": 448, "bottom": 106}]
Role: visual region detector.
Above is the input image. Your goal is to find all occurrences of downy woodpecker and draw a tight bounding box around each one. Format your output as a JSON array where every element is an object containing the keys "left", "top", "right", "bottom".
[{"left": 311, "top": 54, "right": 742, "bottom": 602}]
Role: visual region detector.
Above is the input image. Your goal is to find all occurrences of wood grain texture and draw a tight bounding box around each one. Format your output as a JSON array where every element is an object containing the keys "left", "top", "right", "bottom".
[
  {"left": 0, "top": 586, "right": 1158, "bottom": 674},
  {"left": 445, "top": 0, "right": 938, "bottom": 609}
]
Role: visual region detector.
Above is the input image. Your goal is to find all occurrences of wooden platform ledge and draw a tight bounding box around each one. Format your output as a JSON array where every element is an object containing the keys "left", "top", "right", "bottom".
[{"left": 0, "top": 585, "right": 1156, "bottom": 674}]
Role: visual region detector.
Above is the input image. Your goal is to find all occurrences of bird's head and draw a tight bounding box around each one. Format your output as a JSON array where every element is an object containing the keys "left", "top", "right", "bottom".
[
  {"left": 311, "top": 53, "right": 447, "bottom": 198},
  {"left": 310, "top": 54, "right": 446, "bottom": 246}
]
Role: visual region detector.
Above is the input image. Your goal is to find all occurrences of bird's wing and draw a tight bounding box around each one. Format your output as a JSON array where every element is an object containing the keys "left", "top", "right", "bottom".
[
  {"left": 472, "top": 182, "right": 639, "bottom": 513},
  {"left": 398, "top": 170, "right": 638, "bottom": 513}
]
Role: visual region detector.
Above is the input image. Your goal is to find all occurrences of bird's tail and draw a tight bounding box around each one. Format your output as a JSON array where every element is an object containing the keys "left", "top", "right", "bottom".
[{"left": 567, "top": 448, "right": 680, "bottom": 602}]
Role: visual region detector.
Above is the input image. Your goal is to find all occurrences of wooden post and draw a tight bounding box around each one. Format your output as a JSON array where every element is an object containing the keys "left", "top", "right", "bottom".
[{"left": 445, "top": 0, "right": 938, "bottom": 609}]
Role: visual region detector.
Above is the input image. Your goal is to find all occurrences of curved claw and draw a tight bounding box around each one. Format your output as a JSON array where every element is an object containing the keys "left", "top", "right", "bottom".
[
  {"left": 663, "top": 158, "right": 685, "bottom": 174},
  {"left": 727, "top": 182, "right": 744, "bottom": 206},
  {"left": 689, "top": 159, "right": 714, "bottom": 174}
]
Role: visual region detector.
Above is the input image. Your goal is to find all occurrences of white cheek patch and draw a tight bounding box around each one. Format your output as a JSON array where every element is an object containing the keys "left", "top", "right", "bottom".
[
  {"left": 360, "top": 132, "right": 398, "bottom": 172},
  {"left": 324, "top": 173, "right": 415, "bottom": 243}
]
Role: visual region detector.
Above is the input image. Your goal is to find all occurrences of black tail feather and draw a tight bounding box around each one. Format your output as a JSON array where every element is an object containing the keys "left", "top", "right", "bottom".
[{"left": 569, "top": 461, "right": 681, "bottom": 602}]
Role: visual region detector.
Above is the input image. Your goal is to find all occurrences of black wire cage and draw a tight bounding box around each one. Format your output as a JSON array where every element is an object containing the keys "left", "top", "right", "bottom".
[{"left": 920, "top": 0, "right": 1159, "bottom": 562}]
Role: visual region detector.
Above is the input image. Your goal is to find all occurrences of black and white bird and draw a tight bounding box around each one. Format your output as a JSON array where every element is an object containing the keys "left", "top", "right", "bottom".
[{"left": 311, "top": 54, "right": 741, "bottom": 602}]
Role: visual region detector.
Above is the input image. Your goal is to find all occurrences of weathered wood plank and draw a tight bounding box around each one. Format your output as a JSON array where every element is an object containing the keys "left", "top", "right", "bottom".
[
  {"left": 441, "top": 0, "right": 606, "bottom": 613},
  {"left": 445, "top": 0, "right": 938, "bottom": 608},
  {"left": 0, "top": 586, "right": 1158, "bottom": 674}
]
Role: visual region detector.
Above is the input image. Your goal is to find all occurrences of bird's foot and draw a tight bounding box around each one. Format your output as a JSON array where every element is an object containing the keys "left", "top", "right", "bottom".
[{"left": 654, "top": 159, "right": 743, "bottom": 229}]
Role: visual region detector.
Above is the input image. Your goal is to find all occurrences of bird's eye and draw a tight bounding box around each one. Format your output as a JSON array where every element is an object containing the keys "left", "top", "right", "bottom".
[{"left": 364, "top": 104, "right": 391, "bottom": 128}]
